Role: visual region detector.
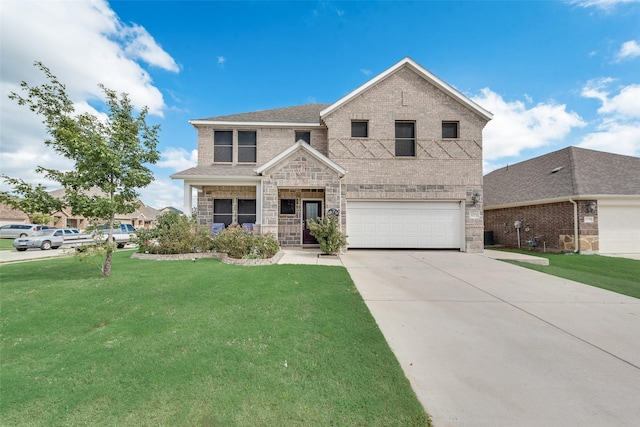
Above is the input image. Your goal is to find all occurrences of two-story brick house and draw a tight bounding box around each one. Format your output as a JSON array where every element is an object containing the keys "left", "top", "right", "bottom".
[{"left": 172, "top": 57, "right": 492, "bottom": 252}]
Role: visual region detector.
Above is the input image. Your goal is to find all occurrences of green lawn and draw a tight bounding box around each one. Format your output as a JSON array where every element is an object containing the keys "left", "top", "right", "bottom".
[
  {"left": 0, "top": 239, "right": 14, "bottom": 250},
  {"left": 504, "top": 251, "right": 640, "bottom": 299},
  {"left": 0, "top": 252, "right": 429, "bottom": 426}
]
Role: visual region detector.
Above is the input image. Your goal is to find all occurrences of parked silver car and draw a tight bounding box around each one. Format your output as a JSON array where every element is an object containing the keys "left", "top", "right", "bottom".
[
  {"left": 13, "top": 229, "right": 65, "bottom": 251},
  {"left": 0, "top": 224, "right": 43, "bottom": 239}
]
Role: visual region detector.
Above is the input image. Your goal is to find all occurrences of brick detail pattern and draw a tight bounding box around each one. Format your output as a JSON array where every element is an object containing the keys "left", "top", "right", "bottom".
[
  {"left": 484, "top": 200, "right": 599, "bottom": 252},
  {"left": 322, "top": 67, "right": 488, "bottom": 252}
]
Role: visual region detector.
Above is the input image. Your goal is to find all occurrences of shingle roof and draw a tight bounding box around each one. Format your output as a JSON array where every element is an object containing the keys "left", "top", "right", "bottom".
[
  {"left": 171, "top": 165, "right": 259, "bottom": 178},
  {"left": 484, "top": 146, "right": 640, "bottom": 207},
  {"left": 195, "top": 103, "right": 330, "bottom": 124}
]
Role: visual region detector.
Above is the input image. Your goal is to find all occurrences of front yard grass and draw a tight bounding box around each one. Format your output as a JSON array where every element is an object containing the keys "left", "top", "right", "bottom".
[
  {"left": 503, "top": 251, "right": 640, "bottom": 299},
  {"left": 0, "top": 239, "right": 14, "bottom": 251},
  {"left": 0, "top": 251, "right": 429, "bottom": 426}
]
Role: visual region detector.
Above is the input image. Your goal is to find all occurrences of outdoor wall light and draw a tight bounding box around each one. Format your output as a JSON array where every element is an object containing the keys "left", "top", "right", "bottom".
[
  {"left": 472, "top": 192, "right": 481, "bottom": 206},
  {"left": 587, "top": 201, "right": 597, "bottom": 213}
]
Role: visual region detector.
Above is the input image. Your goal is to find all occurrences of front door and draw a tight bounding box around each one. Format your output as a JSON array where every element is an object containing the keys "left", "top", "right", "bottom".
[{"left": 302, "top": 200, "right": 322, "bottom": 245}]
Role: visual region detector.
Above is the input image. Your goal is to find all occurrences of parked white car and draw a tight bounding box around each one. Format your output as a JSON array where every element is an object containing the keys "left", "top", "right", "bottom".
[{"left": 12, "top": 228, "right": 94, "bottom": 251}]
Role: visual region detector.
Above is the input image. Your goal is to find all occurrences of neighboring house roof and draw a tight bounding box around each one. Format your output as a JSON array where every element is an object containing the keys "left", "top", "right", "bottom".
[
  {"left": 0, "top": 202, "right": 29, "bottom": 221},
  {"left": 255, "top": 140, "right": 346, "bottom": 177},
  {"left": 190, "top": 104, "right": 330, "bottom": 126},
  {"left": 320, "top": 57, "right": 493, "bottom": 121},
  {"left": 484, "top": 146, "right": 640, "bottom": 208}
]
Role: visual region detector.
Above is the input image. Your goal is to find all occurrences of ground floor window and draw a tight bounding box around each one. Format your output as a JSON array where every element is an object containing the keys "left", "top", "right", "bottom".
[
  {"left": 213, "top": 199, "right": 232, "bottom": 226},
  {"left": 238, "top": 199, "right": 256, "bottom": 225}
]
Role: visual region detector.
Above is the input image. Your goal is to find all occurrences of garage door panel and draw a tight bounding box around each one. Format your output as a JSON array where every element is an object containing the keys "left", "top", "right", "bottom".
[
  {"left": 599, "top": 204, "right": 640, "bottom": 254},
  {"left": 347, "top": 201, "right": 462, "bottom": 249}
]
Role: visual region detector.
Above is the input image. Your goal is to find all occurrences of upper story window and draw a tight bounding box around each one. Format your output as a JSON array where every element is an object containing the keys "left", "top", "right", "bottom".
[
  {"left": 214, "top": 130, "right": 233, "bottom": 163},
  {"left": 295, "top": 131, "right": 311, "bottom": 144},
  {"left": 442, "top": 121, "right": 459, "bottom": 139},
  {"left": 395, "top": 121, "right": 415, "bottom": 157},
  {"left": 351, "top": 121, "right": 368, "bottom": 138},
  {"left": 238, "top": 131, "right": 257, "bottom": 163}
]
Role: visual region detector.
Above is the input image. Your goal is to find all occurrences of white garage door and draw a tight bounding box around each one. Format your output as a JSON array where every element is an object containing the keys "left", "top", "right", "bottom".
[
  {"left": 346, "top": 201, "right": 463, "bottom": 249},
  {"left": 598, "top": 201, "right": 640, "bottom": 254}
]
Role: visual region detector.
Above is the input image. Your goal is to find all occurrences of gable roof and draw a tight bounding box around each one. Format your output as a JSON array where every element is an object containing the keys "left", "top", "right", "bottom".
[
  {"left": 255, "top": 140, "right": 346, "bottom": 177},
  {"left": 484, "top": 146, "right": 640, "bottom": 208},
  {"left": 190, "top": 104, "right": 330, "bottom": 127},
  {"left": 320, "top": 57, "right": 493, "bottom": 121}
]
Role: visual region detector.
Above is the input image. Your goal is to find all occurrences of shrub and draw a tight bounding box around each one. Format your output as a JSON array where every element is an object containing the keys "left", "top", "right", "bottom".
[
  {"left": 306, "top": 215, "right": 347, "bottom": 255},
  {"left": 134, "top": 212, "right": 213, "bottom": 254},
  {"left": 212, "top": 226, "right": 280, "bottom": 259}
]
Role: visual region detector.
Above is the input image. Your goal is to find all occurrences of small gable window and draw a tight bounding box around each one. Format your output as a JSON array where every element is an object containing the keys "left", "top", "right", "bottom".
[
  {"left": 280, "top": 199, "right": 296, "bottom": 215},
  {"left": 442, "top": 121, "right": 459, "bottom": 139},
  {"left": 295, "top": 131, "right": 311, "bottom": 144},
  {"left": 395, "top": 121, "right": 415, "bottom": 157},
  {"left": 351, "top": 121, "right": 368, "bottom": 138}
]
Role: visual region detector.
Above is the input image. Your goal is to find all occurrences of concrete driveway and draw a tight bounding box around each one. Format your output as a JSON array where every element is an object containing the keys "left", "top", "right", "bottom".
[{"left": 341, "top": 250, "right": 640, "bottom": 427}]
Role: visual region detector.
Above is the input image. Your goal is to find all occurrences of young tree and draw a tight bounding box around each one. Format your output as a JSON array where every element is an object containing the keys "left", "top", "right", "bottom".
[{"left": 7, "top": 62, "right": 160, "bottom": 276}]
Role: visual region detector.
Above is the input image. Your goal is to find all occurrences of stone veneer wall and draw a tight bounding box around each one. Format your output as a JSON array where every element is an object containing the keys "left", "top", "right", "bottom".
[
  {"left": 261, "top": 152, "right": 342, "bottom": 243},
  {"left": 277, "top": 188, "right": 325, "bottom": 247},
  {"left": 197, "top": 185, "right": 258, "bottom": 231},
  {"left": 484, "top": 200, "right": 599, "bottom": 252}
]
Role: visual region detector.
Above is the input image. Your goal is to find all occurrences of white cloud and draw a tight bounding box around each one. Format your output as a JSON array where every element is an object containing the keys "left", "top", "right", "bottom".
[
  {"left": 138, "top": 177, "right": 186, "bottom": 210},
  {"left": 360, "top": 69, "right": 372, "bottom": 76},
  {"left": 0, "top": 0, "right": 184, "bottom": 206},
  {"left": 616, "top": 40, "right": 640, "bottom": 61},
  {"left": 157, "top": 148, "right": 198, "bottom": 172},
  {"left": 578, "top": 120, "right": 640, "bottom": 156},
  {"left": 217, "top": 56, "right": 226, "bottom": 65},
  {"left": 568, "top": 0, "right": 640, "bottom": 9},
  {"left": 578, "top": 80, "right": 640, "bottom": 156},
  {"left": 472, "top": 88, "right": 586, "bottom": 161}
]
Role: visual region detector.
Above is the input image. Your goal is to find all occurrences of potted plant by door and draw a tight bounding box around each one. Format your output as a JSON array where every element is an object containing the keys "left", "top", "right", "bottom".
[{"left": 306, "top": 214, "right": 347, "bottom": 255}]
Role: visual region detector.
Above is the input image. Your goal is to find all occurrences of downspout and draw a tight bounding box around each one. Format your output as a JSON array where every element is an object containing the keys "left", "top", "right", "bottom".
[{"left": 569, "top": 198, "right": 579, "bottom": 253}]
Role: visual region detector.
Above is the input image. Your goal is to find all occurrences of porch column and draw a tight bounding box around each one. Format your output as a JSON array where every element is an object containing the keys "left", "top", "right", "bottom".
[
  {"left": 255, "top": 180, "right": 263, "bottom": 226},
  {"left": 183, "top": 182, "right": 192, "bottom": 216}
]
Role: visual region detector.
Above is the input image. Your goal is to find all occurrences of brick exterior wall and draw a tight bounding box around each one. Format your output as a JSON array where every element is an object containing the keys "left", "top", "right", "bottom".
[
  {"left": 191, "top": 65, "right": 489, "bottom": 251},
  {"left": 197, "top": 126, "right": 328, "bottom": 166},
  {"left": 322, "top": 67, "right": 488, "bottom": 252},
  {"left": 484, "top": 200, "right": 599, "bottom": 252}
]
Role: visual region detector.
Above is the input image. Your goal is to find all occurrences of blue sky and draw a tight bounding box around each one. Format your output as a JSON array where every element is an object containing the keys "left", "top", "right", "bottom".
[{"left": 1, "top": 0, "right": 639, "bottom": 210}]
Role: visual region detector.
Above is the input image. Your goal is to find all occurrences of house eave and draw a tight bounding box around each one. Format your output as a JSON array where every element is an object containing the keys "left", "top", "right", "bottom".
[
  {"left": 189, "top": 120, "right": 323, "bottom": 128},
  {"left": 484, "top": 194, "right": 640, "bottom": 210}
]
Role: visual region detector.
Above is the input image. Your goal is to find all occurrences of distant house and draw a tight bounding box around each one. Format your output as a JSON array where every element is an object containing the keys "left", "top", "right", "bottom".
[
  {"left": 0, "top": 202, "right": 30, "bottom": 226},
  {"left": 48, "top": 188, "right": 162, "bottom": 230},
  {"left": 483, "top": 147, "right": 640, "bottom": 254},
  {"left": 172, "top": 57, "right": 492, "bottom": 252}
]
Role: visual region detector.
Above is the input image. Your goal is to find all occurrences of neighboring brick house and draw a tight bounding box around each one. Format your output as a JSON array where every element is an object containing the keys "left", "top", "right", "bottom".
[
  {"left": 0, "top": 202, "right": 29, "bottom": 225},
  {"left": 172, "top": 57, "right": 493, "bottom": 252},
  {"left": 484, "top": 147, "right": 640, "bottom": 254}
]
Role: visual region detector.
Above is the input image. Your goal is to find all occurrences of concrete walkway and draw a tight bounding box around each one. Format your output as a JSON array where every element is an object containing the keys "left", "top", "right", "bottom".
[{"left": 340, "top": 250, "right": 640, "bottom": 427}]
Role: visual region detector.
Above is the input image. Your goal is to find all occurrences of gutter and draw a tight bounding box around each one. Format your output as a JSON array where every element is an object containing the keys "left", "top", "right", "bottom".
[{"left": 569, "top": 198, "right": 579, "bottom": 253}]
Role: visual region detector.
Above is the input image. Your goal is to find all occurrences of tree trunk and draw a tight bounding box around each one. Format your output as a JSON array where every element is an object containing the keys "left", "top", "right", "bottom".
[{"left": 103, "top": 247, "right": 113, "bottom": 277}]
